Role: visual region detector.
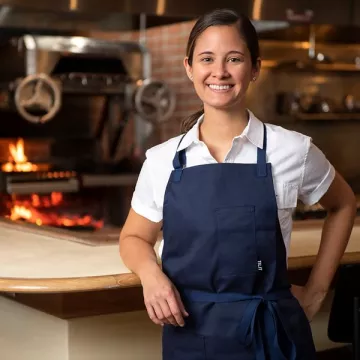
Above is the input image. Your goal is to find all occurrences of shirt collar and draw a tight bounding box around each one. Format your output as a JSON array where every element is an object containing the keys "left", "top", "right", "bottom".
[
  {"left": 177, "top": 114, "right": 204, "bottom": 152},
  {"left": 177, "top": 110, "right": 264, "bottom": 152},
  {"left": 241, "top": 110, "right": 264, "bottom": 149}
]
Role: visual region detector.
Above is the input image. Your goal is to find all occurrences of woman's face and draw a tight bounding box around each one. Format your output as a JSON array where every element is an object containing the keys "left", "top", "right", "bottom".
[{"left": 184, "top": 25, "right": 260, "bottom": 111}]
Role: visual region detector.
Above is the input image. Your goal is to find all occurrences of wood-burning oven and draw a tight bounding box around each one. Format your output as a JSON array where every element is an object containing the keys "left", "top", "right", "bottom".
[{"left": 0, "top": 35, "right": 175, "bottom": 235}]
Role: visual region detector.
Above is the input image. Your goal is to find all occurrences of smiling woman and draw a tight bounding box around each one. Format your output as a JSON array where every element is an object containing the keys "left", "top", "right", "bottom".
[{"left": 119, "top": 8, "right": 356, "bottom": 360}]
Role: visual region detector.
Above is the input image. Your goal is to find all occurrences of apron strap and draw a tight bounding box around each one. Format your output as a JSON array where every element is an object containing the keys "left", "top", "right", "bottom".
[
  {"left": 173, "top": 124, "right": 268, "bottom": 181},
  {"left": 257, "top": 124, "right": 267, "bottom": 177},
  {"left": 172, "top": 134, "right": 187, "bottom": 182}
]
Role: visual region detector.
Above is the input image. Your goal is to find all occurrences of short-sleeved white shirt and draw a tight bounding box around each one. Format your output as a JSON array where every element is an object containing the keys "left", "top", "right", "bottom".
[{"left": 131, "top": 110, "right": 335, "bottom": 257}]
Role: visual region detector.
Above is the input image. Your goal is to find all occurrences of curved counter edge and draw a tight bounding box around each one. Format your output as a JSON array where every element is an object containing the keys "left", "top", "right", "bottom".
[
  {"left": 0, "top": 273, "right": 141, "bottom": 293},
  {"left": 2, "top": 253, "right": 360, "bottom": 293}
]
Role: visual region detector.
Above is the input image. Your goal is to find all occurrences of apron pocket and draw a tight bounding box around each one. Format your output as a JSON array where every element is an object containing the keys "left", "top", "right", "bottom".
[
  {"left": 277, "top": 298, "right": 317, "bottom": 359},
  {"left": 162, "top": 325, "right": 206, "bottom": 360},
  {"left": 215, "top": 205, "right": 257, "bottom": 277}
]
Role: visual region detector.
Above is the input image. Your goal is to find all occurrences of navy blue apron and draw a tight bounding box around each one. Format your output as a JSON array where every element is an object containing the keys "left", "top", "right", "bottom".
[{"left": 161, "top": 124, "right": 316, "bottom": 360}]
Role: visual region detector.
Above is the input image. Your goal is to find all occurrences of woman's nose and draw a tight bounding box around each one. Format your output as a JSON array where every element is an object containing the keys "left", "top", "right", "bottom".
[{"left": 212, "top": 61, "right": 229, "bottom": 78}]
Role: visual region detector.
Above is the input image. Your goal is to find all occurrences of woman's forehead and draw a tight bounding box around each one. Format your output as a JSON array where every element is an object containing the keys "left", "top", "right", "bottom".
[{"left": 194, "top": 25, "right": 247, "bottom": 54}]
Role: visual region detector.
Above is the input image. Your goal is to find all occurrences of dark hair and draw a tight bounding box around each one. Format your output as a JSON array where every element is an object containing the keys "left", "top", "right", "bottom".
[{"left": 180, "top": 9, "right": 260, "bottom": 133}]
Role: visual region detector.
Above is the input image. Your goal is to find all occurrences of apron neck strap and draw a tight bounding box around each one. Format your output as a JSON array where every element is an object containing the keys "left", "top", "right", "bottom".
[
  {"left": 172, "top": 134, "right": 187, "bottom": 182},
  {"left": 172, "top": 124, "right": 268, "bottom": 179},
  {"left": 173, "top": 134, "right": 187, "bottom": 170},
  {"left": 257, "top": 123, "right": 267, "bottom": 177},
  {"left": 173, "top": 149, "right": 186, "bottom": 170}
]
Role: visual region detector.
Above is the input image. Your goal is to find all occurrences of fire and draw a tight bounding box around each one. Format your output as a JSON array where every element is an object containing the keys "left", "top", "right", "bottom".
[
  {"left": 1, "top": 138, "right": 39, "bottom": 172},
  {"left": 7, "top": 192, "right": 104, "bottom": 230},
  {"left": 1, "top": 139, "right": 103, "bottom": 230}
]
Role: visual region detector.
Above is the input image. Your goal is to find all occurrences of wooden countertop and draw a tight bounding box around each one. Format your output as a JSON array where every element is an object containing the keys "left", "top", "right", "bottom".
[{"left": 1, "top": 219, "right": 360, "bottom": 293}]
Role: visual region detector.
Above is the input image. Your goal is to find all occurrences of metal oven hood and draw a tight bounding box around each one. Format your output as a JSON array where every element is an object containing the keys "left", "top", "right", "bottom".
[
  {"left": 0, "top": 0, "right": 295, "bottom": 17},
  {"left": 0, "top": 0, "right": 355, "bottom": 32}
]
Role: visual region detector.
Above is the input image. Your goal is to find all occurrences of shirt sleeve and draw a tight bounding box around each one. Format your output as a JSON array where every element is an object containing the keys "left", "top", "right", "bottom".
[
  {"left": 298, "top": 139, "right": 335, "bottom": 205},
  {"left": 131, "top": 159, "right": 163, "bottom": 222}
]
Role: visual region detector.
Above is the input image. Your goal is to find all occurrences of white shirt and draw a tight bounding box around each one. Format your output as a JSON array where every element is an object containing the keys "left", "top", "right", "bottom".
[{"left": 131, "top": 110, "right": 335, "bottom": 258}]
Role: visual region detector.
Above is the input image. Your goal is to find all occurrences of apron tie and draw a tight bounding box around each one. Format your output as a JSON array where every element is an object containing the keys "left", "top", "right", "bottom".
[{"left": 182, "top": 289, "right": 297, "bottom": 360}]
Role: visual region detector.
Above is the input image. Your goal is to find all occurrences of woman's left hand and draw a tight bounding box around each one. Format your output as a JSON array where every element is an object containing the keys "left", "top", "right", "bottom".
[{"left": 290, "top": 284, "right": 327, "bottom": 322}]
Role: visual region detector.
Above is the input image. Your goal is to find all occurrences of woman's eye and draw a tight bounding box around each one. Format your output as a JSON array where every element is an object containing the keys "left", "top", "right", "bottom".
[
  {"left": 228, "top": 57, "right": 242, "bottom": 63},
  {"left": 201, "top": 57, "right": 212, "bottom": 62}
]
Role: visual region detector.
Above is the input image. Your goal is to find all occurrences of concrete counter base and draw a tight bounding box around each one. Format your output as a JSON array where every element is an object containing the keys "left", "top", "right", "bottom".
[{"left": 0, "top": 296, "right": 161, "bottom": 360}]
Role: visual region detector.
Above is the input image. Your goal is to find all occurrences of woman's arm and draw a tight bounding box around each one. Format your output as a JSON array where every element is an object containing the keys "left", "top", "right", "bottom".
[
  {"left": 120, "top": 208, "right": 162, "bottom": 278},
  {"left": 120, "top": 209, "right": 188, "bottom": 327},
  {"left": 293, "top": 171, "right": 356, "bottom": 320}
]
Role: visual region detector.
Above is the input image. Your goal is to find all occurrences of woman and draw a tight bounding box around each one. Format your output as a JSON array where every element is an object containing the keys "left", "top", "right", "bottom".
[{"left": 120, "top": 9, "right": 356, "bottom": 360}]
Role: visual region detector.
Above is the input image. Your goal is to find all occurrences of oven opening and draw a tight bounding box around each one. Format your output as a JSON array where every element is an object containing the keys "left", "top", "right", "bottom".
[
  {"left": 1, "top": 191, "right": 104, "bottom": 231},
  {"left": 0, "top": 137, "right": 134, "bottom": 236}
]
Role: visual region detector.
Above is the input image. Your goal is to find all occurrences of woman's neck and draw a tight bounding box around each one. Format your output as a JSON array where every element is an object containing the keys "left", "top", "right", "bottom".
[
  {"left": 199, "top": 106, "right": 249, "bottom": 145},
  {"left": 198, "top": 105, "right": 249, "bottom": 163}
]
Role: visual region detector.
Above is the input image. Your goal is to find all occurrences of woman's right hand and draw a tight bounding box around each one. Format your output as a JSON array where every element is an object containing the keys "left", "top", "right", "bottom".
[{"left": 140, "top": 265, "right": 189, "bottom": 327}]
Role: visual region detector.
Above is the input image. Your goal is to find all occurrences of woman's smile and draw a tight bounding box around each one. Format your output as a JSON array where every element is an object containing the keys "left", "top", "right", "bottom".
[{"left": 207, "top": 84, "right": 234, "bottom": 92}]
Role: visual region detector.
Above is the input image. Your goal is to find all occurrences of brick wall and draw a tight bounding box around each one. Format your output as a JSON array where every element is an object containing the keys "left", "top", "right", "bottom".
[
  {"left": 145, "top": 21, "right": 201, "bottom": 140},
  {"left": 93, "top": 20, "right": 201, "bottom": 141}
]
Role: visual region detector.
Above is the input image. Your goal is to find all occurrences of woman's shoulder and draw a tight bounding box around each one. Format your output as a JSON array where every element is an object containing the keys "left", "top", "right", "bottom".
[
  {"left": 145, "top": 134, "right": 184, "bottom": 165},
  {"left": 265, "top": 123, "right": 311, "bottom": 152}
]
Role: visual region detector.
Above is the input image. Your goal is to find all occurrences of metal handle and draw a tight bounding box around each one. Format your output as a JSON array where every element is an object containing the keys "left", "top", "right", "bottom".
[
  {"left": 6, "top": 178, "right": 79, "bottom": 194},
  {"left": 286, "top": 9, "right": 314, "bottom": 22}
]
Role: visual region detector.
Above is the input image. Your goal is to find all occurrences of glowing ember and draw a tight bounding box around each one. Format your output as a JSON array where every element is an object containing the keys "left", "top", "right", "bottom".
[
  {"left": 6, "top": 192, "right": 103, "bottom": 229},
  {"left": 1, "top": 138, "right": 39, "bottom": 172}
]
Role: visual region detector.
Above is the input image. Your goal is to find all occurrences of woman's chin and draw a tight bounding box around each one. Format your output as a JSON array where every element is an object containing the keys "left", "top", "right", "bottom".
[{"left": 204, "top": 101, "right": 241, "bottom": 111}]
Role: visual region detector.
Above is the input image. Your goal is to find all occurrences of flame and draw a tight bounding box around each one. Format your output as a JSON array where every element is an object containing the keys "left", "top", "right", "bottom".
[
  {"left": 2, "top": 139, "right": 103, "bottom": 230},
  {"left": 1, "top": 138, "right": 38, "bottom": 172},
  {"left": 6, "top": 192, "right": 103, "bottom": 230}
]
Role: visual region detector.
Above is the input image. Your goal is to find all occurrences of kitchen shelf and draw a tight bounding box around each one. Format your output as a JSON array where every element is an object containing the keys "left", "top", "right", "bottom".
[
  {"left": 294, "top": 113, "right": 360, "bottom": 121},
  {"left": 262, "top": 60, "right": 360, "bottom": 73},
  {"left": 315, "top": 63, "right": 360, "bottom": 72}
]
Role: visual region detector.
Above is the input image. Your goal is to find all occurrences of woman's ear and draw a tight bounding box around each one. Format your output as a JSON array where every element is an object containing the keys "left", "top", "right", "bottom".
[
  {"left": 184, "top": 57, "right": 193, "bottom": 81},
  {"left": 252, "top": 58, "right": 261, "bottom": 81}
]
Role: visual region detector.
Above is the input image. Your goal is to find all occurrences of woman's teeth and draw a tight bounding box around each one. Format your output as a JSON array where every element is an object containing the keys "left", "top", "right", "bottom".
[{"left": 208, "top": 84, "right": 233, "bottom": 90}]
